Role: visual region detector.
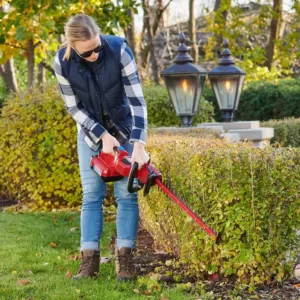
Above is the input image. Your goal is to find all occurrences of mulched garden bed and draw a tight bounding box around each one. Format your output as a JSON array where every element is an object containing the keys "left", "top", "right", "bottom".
[
  {"left": 0, "top": 199, "right": 18, "bottom": 208},
  {"left": 111, "top": 224, "right": 300, "bottom": 300}
]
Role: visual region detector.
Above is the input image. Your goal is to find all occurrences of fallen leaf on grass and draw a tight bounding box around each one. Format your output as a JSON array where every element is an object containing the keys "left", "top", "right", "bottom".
[
  {"left": 49, "top": 242, "right": 57, "bottom": 248},
  {"left": 142, "top": 289, "right": 152, "bottom": 295},
  {"left": 65, "top": 270, "right": 72, "bottom": 279},
  {"left": 17, "top": 279, "right": 30, "bottom": 285},
  {"left": 68, "top": 254, "right": 80, "bottom": 261},
  {"left": 70, "top": 227, "right": 79, "bottom": 232}
]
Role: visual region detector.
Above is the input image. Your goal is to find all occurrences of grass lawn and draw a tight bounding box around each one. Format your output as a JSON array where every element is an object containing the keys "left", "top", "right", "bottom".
[{"left": 0, "top": 211, "right": 198, "bottom": 300}]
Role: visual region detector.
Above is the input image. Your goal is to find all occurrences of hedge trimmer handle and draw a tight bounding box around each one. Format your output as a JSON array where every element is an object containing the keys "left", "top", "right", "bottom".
[{"left": 127, "top": 162, "right": 144, "bottom": 193}]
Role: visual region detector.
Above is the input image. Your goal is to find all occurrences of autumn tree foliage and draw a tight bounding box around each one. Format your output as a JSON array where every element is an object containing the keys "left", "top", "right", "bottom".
[{"left": 0, "top": 0, "right": 137, "bottom": 92}]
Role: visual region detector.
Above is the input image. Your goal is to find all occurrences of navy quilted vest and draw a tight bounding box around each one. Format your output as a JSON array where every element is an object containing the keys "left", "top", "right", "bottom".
[{"left": 58, "top": 34, "right": 132, "bottom": 139}]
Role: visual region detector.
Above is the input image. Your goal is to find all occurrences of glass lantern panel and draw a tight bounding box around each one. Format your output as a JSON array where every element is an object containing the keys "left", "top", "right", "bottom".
[
  {"left": 164, "top": 75, "right": 198, "bottom": 115},
  {"left": 211, "top": 76, "right": 239, "bottom": 110},
  {"left": 194, "top": 75, "right": 206, "bottom": 112},
  {"left": 235, "top": 75, "right": 245, "bottom": 109}
]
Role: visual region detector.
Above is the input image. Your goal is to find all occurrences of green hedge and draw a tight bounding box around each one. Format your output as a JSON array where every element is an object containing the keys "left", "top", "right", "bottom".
[
  {"left": 235, "top": 78, "right": 300, "bottom": 121},
  {"left": 140, "top": 135, "right": 300, "bottom": 286},
  {"left": 262, "top": 118, "right": 300, "bottom": 147}
]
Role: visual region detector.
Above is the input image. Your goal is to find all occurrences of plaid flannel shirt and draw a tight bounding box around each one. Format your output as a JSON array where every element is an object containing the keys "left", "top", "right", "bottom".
[{"left": 54, "top": 42, "right": 147, "bottom": 151}]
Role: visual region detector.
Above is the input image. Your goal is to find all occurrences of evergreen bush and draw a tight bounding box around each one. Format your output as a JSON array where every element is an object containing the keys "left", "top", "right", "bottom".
[
  {"left": 235, "top": 78, "right": 300, "bottom": 121},
  {"left": 262, "top": 118, "right": 300, "bottom": 147}
]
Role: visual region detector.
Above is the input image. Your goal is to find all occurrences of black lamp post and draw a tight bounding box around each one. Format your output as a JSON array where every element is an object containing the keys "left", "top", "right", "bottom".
[
  {"left": 161, "top": 32, "right": 207, "bottom": 127},
  {"left": 208, "top": 39, "right": 246, "bottom": 122}
]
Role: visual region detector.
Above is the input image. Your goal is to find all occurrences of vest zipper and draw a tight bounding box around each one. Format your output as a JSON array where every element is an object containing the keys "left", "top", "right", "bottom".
[{"left": 94, "top": 74, "right": 130, "bottom": 139}]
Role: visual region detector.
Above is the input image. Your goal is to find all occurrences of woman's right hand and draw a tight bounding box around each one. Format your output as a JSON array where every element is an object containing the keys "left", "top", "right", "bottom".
[{"left": 101, "top": 132, "right": 120, "bottom": 154}]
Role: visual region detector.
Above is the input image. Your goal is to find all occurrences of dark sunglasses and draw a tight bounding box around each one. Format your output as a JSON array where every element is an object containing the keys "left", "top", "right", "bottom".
[{"left": 76, "top": 44, "right": 103, "bottom": 58}]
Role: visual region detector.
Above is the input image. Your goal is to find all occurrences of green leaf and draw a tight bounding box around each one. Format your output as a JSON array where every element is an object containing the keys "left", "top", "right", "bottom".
[{"left": 15, "top": 27, "right": 26, "bottom": 41}]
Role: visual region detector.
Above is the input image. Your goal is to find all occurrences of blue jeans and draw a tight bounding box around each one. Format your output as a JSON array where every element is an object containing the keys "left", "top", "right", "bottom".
[{"left": 77, "top": 133, "right": 139, "bottom": 251}]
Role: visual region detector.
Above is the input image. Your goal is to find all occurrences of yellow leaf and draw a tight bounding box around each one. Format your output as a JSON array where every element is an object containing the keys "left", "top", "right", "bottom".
[
  {"left": 49, "top": 242, "right": 57, "bottom": 248},
  {"left": 17, "top": 279, "right": 30, "bottom": 285},
  {"left": 65, "top": 270, "right": 72, "bottom": 279}
]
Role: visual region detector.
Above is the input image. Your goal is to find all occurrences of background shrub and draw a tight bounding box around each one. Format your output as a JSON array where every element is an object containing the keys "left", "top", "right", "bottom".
[
  {"left": 0, "top": 84, "right": 81, "bottom": 209},
  {"left": 143, "top": 84, "right": 214, "bottom": 126},
  {"left": 140, "top": 134, "right": 300, "bottom": 286},
  {"left": 262, "top": 118, "right": 300, "bottom": 147},
  {"left": 235, "top": 78, "right": 300, "bottom": 121}
]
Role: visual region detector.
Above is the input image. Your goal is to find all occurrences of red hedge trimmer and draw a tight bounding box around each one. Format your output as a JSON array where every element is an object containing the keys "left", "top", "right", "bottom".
[{"left": 90, "top": 146, "right": 219, "bottom": 242}]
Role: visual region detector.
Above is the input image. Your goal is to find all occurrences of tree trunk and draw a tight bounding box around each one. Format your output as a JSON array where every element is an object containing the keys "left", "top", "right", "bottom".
[
  {"left": 140, "top": 0, "right": 152, "bottom": 69},
  {"left": 124, "top": 8, "right": 136, "bottom": 58},
  {"left": 0, "top": 59, "right": 19, "bottom": 94},
  {"left": 265, "top": 0, "right": 283, "bottom": 70},
  {"left": 37, "top": 63, "right": 45, "bottom": 92},
  {"left": 214, "top": 0, "right": 231, "bottom": 57},
  {"left": 27, "top": 39, "right": 35, "bottom": 90},
  {"left": 0, "top": 5, "right": 19, "bottom": 94},
  {"left": 142, "top": 0, "right": 159, "bottom": 84},
  {"left": 189, "top": 0, "right": 198, "bottom": 63},
  {"left": 214, "top": 0, "right": 221, "bottom": 11},
  {"left": 140, "top": 0, "right": 173, "bottom": 68}
]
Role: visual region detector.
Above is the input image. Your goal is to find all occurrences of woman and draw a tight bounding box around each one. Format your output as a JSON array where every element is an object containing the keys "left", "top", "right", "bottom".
[{"left": 54, "top": 14, "right": 149, "bottom": 280}]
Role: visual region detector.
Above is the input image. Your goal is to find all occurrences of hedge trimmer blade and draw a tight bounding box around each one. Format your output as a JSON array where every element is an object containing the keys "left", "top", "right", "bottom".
[{"left": 154, "top": 178, "right": 219, "bottom": 242}]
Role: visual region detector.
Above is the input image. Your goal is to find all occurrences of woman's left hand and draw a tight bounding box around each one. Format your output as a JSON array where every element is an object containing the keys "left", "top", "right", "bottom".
[{"left": 131, "top": 142, "right": 150, "bottom": 169}]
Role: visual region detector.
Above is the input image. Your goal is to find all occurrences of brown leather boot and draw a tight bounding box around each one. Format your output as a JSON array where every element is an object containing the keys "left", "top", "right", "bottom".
[
  {"left": 73, "top": 250, "right": 100, "bottom": 280},
  {"left": 115, "top": 247, "right": 136, "bottom": 281}
]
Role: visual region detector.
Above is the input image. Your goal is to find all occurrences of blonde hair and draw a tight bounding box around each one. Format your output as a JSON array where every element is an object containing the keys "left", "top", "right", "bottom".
[{"left": 61, "top": 14, "right": 100, "bottom": 60}]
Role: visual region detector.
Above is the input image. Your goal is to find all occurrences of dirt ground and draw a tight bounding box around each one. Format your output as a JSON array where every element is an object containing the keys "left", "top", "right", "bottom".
[{"left": 126, "top": 226, "right": 300, "bottom": 300}]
